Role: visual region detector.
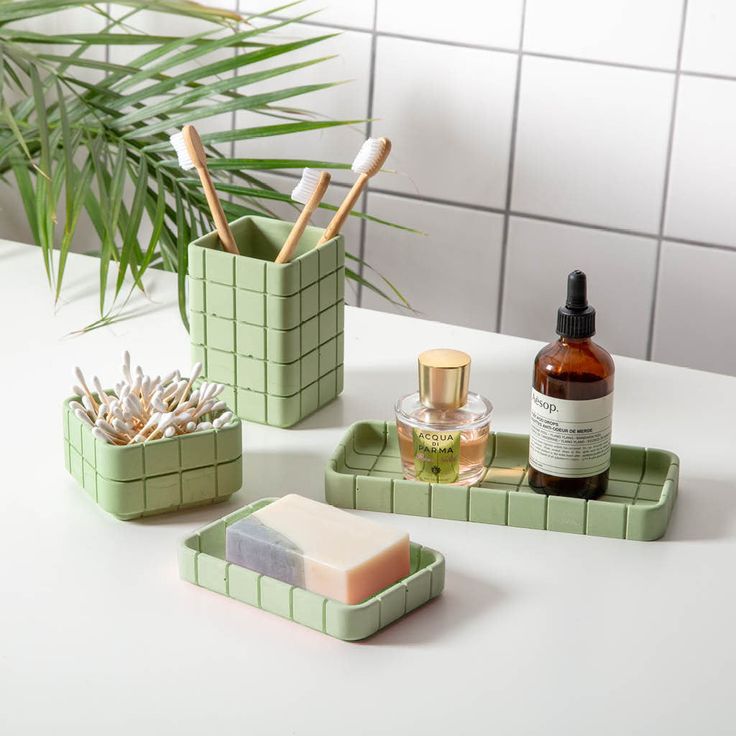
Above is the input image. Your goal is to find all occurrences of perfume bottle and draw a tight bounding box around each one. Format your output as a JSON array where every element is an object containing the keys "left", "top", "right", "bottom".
[
  {"left": 395, "top": 349, "right": 493, "bottom": 486},
  {"left": 528, "top": 270, "right": 615, "bottom": 499}
]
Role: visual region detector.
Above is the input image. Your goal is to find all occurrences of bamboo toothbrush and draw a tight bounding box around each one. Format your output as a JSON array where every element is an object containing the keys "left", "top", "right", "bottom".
[
  {"left": 317, "top": 137, "right": 392, "bottom": 246},
  {"left": 275, "top": 168, "right": 332, "bottom": 264},
  {"left": 169, "top": 125, "right": 238, "bottom": 255}
]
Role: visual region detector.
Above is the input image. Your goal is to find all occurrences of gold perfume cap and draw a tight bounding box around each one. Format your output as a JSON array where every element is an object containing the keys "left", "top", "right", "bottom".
[{"left": 418, "top": 349, "right": 471, "bottom": 409}]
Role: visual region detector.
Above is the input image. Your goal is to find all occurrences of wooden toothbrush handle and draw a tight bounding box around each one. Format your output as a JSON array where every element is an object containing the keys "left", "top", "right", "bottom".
[
  {"left": 317, "top": 173, "right": 368, "bottom": 245},
  {"left": 276, "top": 172, "right": 332, "bottom": 264},
  {"left": 197, "top": 164, "right": 238, "bottom": 255}
]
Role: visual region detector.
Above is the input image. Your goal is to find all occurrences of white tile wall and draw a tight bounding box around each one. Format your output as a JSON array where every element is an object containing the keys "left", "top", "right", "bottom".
[
  {"left": 652, "top": 242, "right": 736, "bottom": 373},
  {"left": 107, "top": 1, "right": 239, "bottom": 143},
  {"left": 9, "top": 7, "right": 108, "bottom": 89},
  {"left": 4, "top": 0, "right": 736, "bottom": 376},
  {"left": 241, "top": 0, "right": 375, "bottom": 30},
  {"left": 376, "top": 0, "right": 524, "bottom": 49},
  {"left": 524, "top": 0, "right": 684, "bottom": 68},
  {"left": 361, "top": 192, "right": 504, "bottom": 330},
  {"left": 682, "top": 0, "right": 736, "bottom": 76},
  {"left": 0, "top": 182, "right": 33, "bottom": 245},
  {"left": 501, "top": 217, "right": 658, "bottom": 358},
  {"left": 370, "top": 36, "right": 517, "bottom": 207},
  {"left": 233, "top": 23, "right": 372, "bottom": 185},
  {"left": 512, "top": 56, "right": 674, "bottom": 232},
  {"left": 665, "top": 75, "right": 736, "bottom": 247}
]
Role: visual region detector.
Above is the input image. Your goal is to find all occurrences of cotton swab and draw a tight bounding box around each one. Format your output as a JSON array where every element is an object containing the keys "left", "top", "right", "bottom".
[
  {"left": 93, "top": 376, "right": 111, "bottom": 408},
  {"left": 71, "top": 353, "right": 234, "bottom": 444},
  {"left": 74, "top": 408, "right": 94, "bottom": 426},
  {"left": 175, "top": 362, "right": 202, "bottom": 408}
]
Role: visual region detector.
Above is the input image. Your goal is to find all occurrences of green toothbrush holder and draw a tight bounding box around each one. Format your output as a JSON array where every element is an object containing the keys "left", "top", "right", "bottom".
[
  {"left": 62, "top": 397, "right": 243, "bottom": 520},
  {"left": 188, "top": 216, "right": 345, "bottom": 428}
]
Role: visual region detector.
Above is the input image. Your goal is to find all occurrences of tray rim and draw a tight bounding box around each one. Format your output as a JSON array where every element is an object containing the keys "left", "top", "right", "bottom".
[{"left": 325, "top": 421, "right": 680, "bottom": 542}]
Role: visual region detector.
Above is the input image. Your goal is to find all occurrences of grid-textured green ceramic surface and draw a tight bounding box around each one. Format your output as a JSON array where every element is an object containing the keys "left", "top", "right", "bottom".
[
  {"left": 325, "top": 422, "right": 679, "bottom": 542},
  {"left": 179, "top": 498, "right": 445, "bottom": 641},
  {"left": 63, "top": 396, "right": 243, "bottom": 520},
  {"left": 188, "top": 216, "right": 345, "bottom": 428}
]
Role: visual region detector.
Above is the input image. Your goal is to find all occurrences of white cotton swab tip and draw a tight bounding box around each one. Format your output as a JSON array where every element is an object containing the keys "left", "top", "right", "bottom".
[
  {"left": 213, "top": 411, "right": 233, "bottom": 429},
  {"left": 74, "top": 408, "right": 93, "bottom": 426},
  {"left": 92, "top": 427, "right": 112, "bottom": 444},
  {"left": 72, "top": 355, "right": 232, "bottom": 445},
  {"left": 291, "top": 168, "right": 325, "bottom": 205}
]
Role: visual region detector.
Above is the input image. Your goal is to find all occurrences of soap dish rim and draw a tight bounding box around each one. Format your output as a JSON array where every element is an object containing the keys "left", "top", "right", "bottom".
[{"left": 178, "top": 497, "right": 445, "bottom": 641}]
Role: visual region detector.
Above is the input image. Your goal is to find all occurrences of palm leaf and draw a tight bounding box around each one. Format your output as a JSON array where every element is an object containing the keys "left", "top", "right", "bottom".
[{"left": 0, "top": 0, "right": 414, "bottom": 329}]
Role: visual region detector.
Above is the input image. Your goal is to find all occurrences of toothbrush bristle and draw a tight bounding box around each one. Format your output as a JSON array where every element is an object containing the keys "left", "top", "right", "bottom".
[
  {"left": 291, "top": 168, "right": 323, "bottom": 205},
  {"left": 352, "top": 137, "right": 387, "bottom": 175},
  {"left": 170, "top": 131, "right": 195, "bottom": 170}
]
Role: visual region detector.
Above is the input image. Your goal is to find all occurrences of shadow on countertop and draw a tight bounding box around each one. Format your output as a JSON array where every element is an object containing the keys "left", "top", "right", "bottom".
[
  {"left": 358, "top": 570, "right": 505, "bottom": 647},
  {"left": 664, "top": 477, "right": 736, "bottom": 542}
]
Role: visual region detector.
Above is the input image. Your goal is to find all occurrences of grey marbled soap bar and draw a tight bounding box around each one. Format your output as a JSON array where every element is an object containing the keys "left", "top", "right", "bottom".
[
  {"left": 223, "top": 494, "right": 410, "bottom": 604},
  {"left": 225, "top": 516, "right": 306, "bottom": 588}
]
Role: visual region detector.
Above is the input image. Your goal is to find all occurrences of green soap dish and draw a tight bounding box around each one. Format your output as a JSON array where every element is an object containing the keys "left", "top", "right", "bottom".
[
  {"left": 63, "top": 395, "right": 243, "bottom": 520},
  {"left": 189, "top": 215, "right": 345, "bottom": 428},
  {"left": 325, "top": 422, "right": 680, "bottom": 542},
  {"left": 178, "top": 498, "right": 445, "bottom": 641}
]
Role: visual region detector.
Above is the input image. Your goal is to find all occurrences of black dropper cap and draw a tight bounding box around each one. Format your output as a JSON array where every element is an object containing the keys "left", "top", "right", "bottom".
[{"left": 556, "top": 270, "right": 595, "bottom": 338}]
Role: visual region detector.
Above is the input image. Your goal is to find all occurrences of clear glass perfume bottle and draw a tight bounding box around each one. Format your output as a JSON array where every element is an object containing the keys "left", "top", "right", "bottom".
[{"left": 395, "top": 349, "right": 493, "bottom": 486}]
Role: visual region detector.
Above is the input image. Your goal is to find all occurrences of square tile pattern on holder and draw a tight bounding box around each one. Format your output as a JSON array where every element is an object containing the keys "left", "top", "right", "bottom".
[
  {"left": 63, "top": 397, "right": 243, "bottom": 520},
  {"left": 189, "top": 216, "right": 345, "bottom": 428},
  {"left": 178, "top": 498, "right": 446, "bottom": 641},
  {"left": 325, "top": 422, "right": 680, "bottom": 542}
]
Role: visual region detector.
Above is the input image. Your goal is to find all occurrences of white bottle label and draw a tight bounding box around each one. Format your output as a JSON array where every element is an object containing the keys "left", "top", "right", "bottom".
[{"left": 529, "top": 389, "right": 613, "bottom": 478}]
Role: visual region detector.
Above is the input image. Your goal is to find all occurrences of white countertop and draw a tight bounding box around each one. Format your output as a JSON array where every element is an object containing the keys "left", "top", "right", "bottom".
[{"left": 1, "top": 240, "right": 734, "bottom": 735}]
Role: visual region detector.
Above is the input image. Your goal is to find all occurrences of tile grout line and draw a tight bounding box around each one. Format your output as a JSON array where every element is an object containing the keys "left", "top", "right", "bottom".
[
  {"left": 495, "top": 0, "right": 528, "bottom": 334},
  {"left": 246, "top": 10, "right": 736, "bottom": 84},
  {"left": 258, "top": 169, "right": 736, "bottom": 253},
  {"left": 356, "top": 0, "right": 379, "bottom": 308},
  {"left": 522, "top": 48, "right": 674, "bottom": 76},
  {"left": 661, "top": 235, "right": 736, "bottom": 253},
  {"left": 646, "top": 0, "right": 690, "bottom": 361}
]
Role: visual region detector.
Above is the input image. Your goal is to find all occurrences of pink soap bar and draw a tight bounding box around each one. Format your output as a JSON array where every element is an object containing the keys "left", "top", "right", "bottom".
[{"left": 226, "top": 494, "right": 410, "bottom": 604}]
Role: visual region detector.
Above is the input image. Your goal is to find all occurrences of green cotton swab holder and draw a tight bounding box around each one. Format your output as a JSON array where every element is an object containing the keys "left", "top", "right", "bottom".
[
  {"left": 178, "top": 498, "right": 446, "bottom": 641},
  {"left": 188, "top": 216, "right": 345, "bottom": 428},
  {"left": 63, "top": 396, "right": 243, "bottom": 520},
  {"left": 325, "top": 422, "right": 680, "bottom": 541}
]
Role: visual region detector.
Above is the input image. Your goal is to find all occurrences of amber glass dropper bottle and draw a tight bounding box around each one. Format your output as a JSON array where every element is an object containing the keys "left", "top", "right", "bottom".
[{"left": 527, "top": 270, "right": 615, "bottom": 499}]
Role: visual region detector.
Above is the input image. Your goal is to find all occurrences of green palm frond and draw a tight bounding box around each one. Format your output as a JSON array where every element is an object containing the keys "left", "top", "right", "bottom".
[{"left": 0, "top": 0, "right": 412, "bottom": 329}]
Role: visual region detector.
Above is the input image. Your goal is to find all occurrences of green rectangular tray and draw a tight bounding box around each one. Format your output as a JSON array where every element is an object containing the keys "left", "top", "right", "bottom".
[
  {"left": 63, "top": 395, "right": 243, "bottom": 520},
  {"left": 325, "top": 422, "right": 680, "bottom": 541},
  {"left": 188, "top": 216, "right": 345, "bottom": 428},
  {"left": 178, "top": 498, "right": 445, "bottom": 641}
]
